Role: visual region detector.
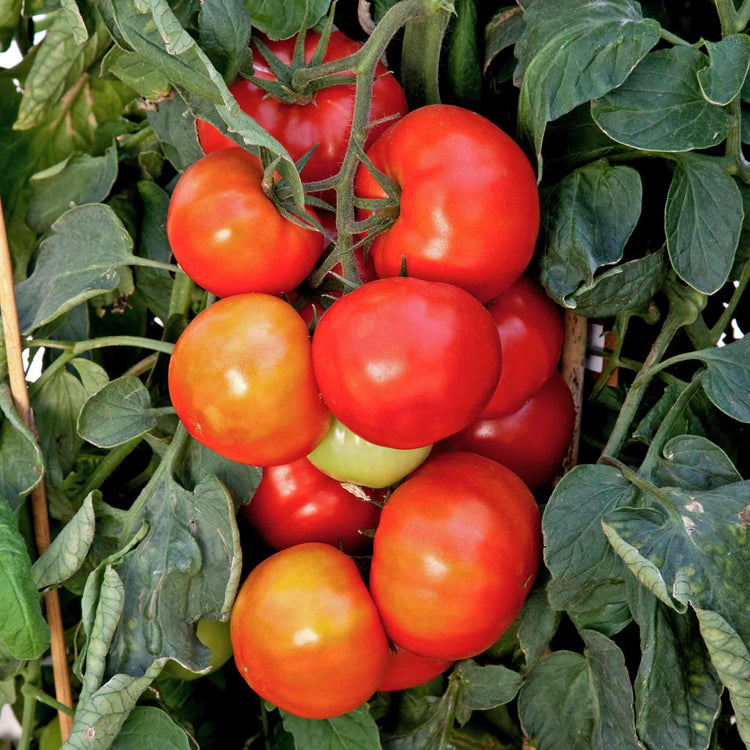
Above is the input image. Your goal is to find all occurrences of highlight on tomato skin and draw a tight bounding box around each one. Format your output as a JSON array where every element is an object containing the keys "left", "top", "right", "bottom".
[
  {"left": 231, "top": 543, "right": 390, "bottom": 720},
  {"left": 240, "top": 457, "right": 382, "bottom": 554},
  {"left": 378, "top": 645, "right": 454, "bottom": 692}
]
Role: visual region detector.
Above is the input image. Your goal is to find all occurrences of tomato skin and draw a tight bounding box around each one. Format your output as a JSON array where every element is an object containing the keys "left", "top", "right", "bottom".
[
  {"left": 446, "top": 372, "right": 575, "bottom": 490},
  {"left": 370, "top": 452, "right": 541, "bottom": 660},
  {"left": 307, "top": 417, "right": 432, "bottom": 489},
  {"left": 241, "top": 458, "right": 382, "bottom": 554},
  {"left": 481, "top": 276, "right": 563, "bottom": 419},
  {"left": 166, "top": 149, "right": 324, "bottom": 297},
  {"left": 378, "top": 646, "right": 453, "bottom": 692},
  {"left": 312, "top": 278, "right": 502, "bottom": 449},
  {"left": 168, "top": 294, "right": 330, "bottom": 466},
  {"left": 355, "top": 105, "right": 539, "bottom": 303},
  {"left": 231, "top": 543, "right": 390, "bottom": 719},
  {"left": 164, "top": 620, "right": 233, "bottom": 681},
  {"left": 197, "top": 31, "right": 408, "bottom": 183}
]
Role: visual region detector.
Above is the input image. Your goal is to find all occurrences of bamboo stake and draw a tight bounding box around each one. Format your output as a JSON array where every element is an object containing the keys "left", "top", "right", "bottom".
[{"left": 0, "top": 198, "right": 74, "bottom": 741}]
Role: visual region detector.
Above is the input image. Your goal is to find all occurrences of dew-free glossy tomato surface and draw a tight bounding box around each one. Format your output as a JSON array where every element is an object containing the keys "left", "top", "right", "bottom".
[
  {"left": 307, "top": 417, "right": 432, "bottom": 488},
  {"left": 370, "top": 452, "right": 541, "bottom": 660},
  {"left": 241, "top": 458, "right": 382, "bottom": 553},
  {"left": 378, "top": 646, "right": 453, "bottom": 692},
  {"left": 197, "top": 31, "right": 408, "bottom": 183},
  {"left": 166, "top": 149, "right": 324, "bottom": 297},
  {"left": 169, "top": 295, "right": 330, "bottom": 466},
  {"left": 312, "top": 278, "right": 502, "bottom": 449},
  {"left": 355, "top": 105, "right": 539, "bottom": 303},
  {"left": 231, "top": 543, "right": 389, "bottom": 719},
  {"left": 447, "top": 371, "right": 575, "bottom": 490},
  {"left": 480, "top": 276, "right": 563, "bottom": 419},
  {"left": 164, "top": 620, "right": 233, "bottom": 681}
]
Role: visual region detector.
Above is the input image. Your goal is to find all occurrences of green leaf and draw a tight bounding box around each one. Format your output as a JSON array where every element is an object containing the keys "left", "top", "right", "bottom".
[
  {"left": 454, "top": 661, "right": 522, "bottom": 711},
  {"left": 0, "top": 380, "right": 43, "bottom": 510},
  {"left": 518, "top": 633, "right": 641, "bottom": 750},
  {"left": 31, "top": 493, "right": 95, "bottom": 591},
  {"left": 0, "top": 639, "right": 21, "bottom": 681},
  {"left": 244, "top": 0, "right": 330, "bottom": 40},
  {"left": 0, "top": 0, "right": 21, "bottom": 51},
  {"left": 0, "top": 676, "right": 15, "bottom": 710},
  {"left": 484, "top": 6, "right": 523, "bottom": 73},
  {"left": 518, "top": 585, "right": 561, "bottom": 671},
  {"left": 694, "top": 607, "right": 750, "bottom": 746},
  {"left": 101, "top": 47, "right": 172, "bottom": 100},
  {"left": 145, "top": 97, "right": 203, "bottom": 173},
  {"left": 105, "top": 467, "right": 241, "bottom": 676},
  {"left": 198, "top": 0, "right": 251, "bottom": 82},
  {"left": 445, "top": 0, "right": 482, "bottom": 108},
  {"left": 571, "top": 249, "right": 667, "bottom": 318},
  {"left": 565, "top": 580, "right": 632, "bottom": 638},
  {"left": 540, "top": 162, "right": 642, "bottom": 306},
  {"left": 591, "top": 47, "right": 732, "bottom": 152},
  {"left": 515, "top": 0, "right": 660, "bottom": 164},
  {"left": 627, "top": 579, "right": 722, "bottom": 750},
  {"left": 697, "top": 34, "right": 750, "bottom": 106},
  {"left": 15, "top": 203, "right": 136, "bottom": 334},
  {"left": 27, "top": 145, "right": 119, "bottom": 233},
  {"left": 664, "top": 153, "right": 743, "bottom": 294},
  {"left": 0, "top": 501, "right": 50, "bottom": 659},
  {"left": 542, "top": 465, "right": 637, "bottom": 608},
  {"left": 78, "top": 377, "right": 168, "bottom": 448},
  {"left": 651, "top": 435, "right": 742, "bottom": 491},
  {"left": 693, "top": 337, "right": 750, "bottom": 423},
  {"left": 281, "top": 705, "right": 382, "bottom": 750},
  {"left": 110, "top": 706, "right": 190, "bottom": 749},
  {"left": 602, "top": 481, "right": 750, "bottom": 644},
  {"left": 60, "top": 0, "right": 90, "bottom": 44}
]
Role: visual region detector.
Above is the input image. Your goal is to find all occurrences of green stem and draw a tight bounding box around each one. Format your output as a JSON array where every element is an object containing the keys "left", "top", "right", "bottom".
[
  {"left": 167, "top": 272, "right": 196, "bottom": 321},
  {"left": 737, "top": 0, "right": 750, "bottom": 29},
  {"left": 76, "top": 437, "right": 144, "bottom": 502},
  {"left": 22, "top": 684, "right": 75, "bottom": 717},
  {"left": 659, "top": 28, "right": 693, "bottom": 46},
  {"left": 260, "top": 702, "right": 272, "bottom": 750},
  {"left": 685, "top": 315, "right": 713, "bottom": 350},
  {"left": 710, "top": 258, "right": 750, "bottom": 341},
  {"left": 639, "top": 371, "right": 706, "bottom": 476},
  {"left": 714, "top": 0, "right": 738, "bottom": 34},
  {"left": 600, "top": 456, "right": 682, "bottom": 513},
  {"left": 18, "top": 662, "right": 42, "bottom": 750},
  {"left": 132, "top": 258, "right": 184, "bottom": 275}
]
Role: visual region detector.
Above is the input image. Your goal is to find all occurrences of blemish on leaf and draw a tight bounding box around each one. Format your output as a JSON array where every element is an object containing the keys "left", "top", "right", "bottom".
[
  {"left": 682, "top": 516, "right": 696, "bottom": 536},
  {"left": 739, "top": 505, "right": 750, "bottom": 527},
  {"left": 85, "top": 727, "right": 96, "bottom": 739},
  {"left": 685, "top": 500, "right": 704, "bottom": 513}
]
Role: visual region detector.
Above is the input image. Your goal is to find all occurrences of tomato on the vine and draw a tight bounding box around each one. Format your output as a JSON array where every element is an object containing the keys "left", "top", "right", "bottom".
[
  {"left": 480, "top": 276, "right": 563, "bottom": 419},
  {"left": 379, "top": 646, "right": 453, "bottom": 692},
  {"left": 370, "top": 452, "right": 541, "bottom": 660},
  {"left": 231, "top": 543, "right": 389, "bottom": 719},
  {"left": 197, "top": 31, "right": 408, "bottom": 183},
  {"left": 164, "top": 620, "right": 233, "bottom": 681},
  {"left": 312, "top": 277, "right": 502, "bottom": 449},
  {"left": 241, "top": 458, "right": 382, "bottom": 553},
  {"left": 166, "top": 149, "right": 324, "bottom": 297},
  {"left": 307, "top": 417, "right": 432, "bottom": 488},
  {"left": 169, "top": 294, "right": 330, "bottom": 466},
  {"left": 355, "top": 105, "right": 539, "bottom": 303},
  {"left": 446, "top": 371, "right": 575, "bottom": 490}
]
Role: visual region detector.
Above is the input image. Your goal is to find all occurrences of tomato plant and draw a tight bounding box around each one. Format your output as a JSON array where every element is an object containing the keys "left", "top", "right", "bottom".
[
  {"left": 370, "top": 452, "right": 542, "bottom": 660},
  {"left": 169, "top": 294, "right": 330, "bottom": 466},
  {"left": 240, "top": 457, "right": 382, "bottom": 553},
  {"left": 231, "top": 543, "right": 389, "bottom": 719},
  {"left": 312, "top": 277, "right": 502, "bottom": 448}
]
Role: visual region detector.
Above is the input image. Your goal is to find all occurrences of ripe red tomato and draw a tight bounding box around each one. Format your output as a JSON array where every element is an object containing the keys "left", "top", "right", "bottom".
[
  {"left": 197, "top": 31, "right": 408, "bottom": 183},
  {"left": 231, "top": 543, "right": 389, "bottom": 719},
  {"left": 169, "top": 294, "right": 330, "bottom": 466},
  {"left": 480, "top": 276, "right": 563, "bottom": 418},
  {"left": 312, "top": 278, "right": 502, "bottom": 449},
  {"left": 446, "top": 371, "right": 575, "bottom": 490},
  {"left": 241, "top": 458, "right": 382, "bottom": 554},
  {"left": 378, "top": 646, "right": 453, "bottom": 692},
  {"left": 355, "top": 105, "right": 539, "bottom": 303},
  {"left": 370, "top": 452, "right": 541, "bottom": 660},
  {"left": 166, "top": 149, "right": 324, "bottom": 297}
]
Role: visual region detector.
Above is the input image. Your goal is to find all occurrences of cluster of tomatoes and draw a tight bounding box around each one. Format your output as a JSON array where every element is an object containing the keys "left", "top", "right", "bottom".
[{"left": 164, "top": 30, "right": 573, "bottom": 718}]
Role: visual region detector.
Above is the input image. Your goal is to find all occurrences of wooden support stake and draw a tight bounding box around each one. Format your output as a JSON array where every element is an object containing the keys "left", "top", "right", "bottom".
[{"left": 0, "top": 198, "right": 74, "bottom": 741}]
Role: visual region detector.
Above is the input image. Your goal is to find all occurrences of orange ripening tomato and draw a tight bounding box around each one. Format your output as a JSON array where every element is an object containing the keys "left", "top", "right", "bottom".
[
  {"left": 355, "top": 105, "right": 539, "bottom": 303},
  {"left": 480, "top": 276, "right": 563, "bottom": 419},
  {"left": 370, "top": 452, "right": 541, "bottom": 660},
  {"left": 168, "top": 294, "right": 330, "bottom": 466},
  {"left": 166, "top": 149, "right": 324, "bottom": 297},
  {"left": 446, "top": 371, "right": 575, "bottom": 490},
  {"left": 231, "top": 543, "right": 389, "bottom": 719},
  {"left": 378, "top": 646, "right": 453, "bottom": 692}
]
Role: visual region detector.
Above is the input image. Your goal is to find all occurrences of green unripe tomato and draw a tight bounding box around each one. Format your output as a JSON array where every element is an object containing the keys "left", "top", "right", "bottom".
[
  {"left": 39, "top": 717, "right": 62, "bottom": 750},
  {"left": 164, "top": 619, "right": 233, "bottom": 681},
  {"left": 307, "top": 417, "right": 432, "bottom": 488}
]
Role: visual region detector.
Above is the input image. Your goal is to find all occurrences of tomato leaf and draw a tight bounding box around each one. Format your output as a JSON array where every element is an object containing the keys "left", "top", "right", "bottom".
[
  {"left": 591, "top": 47, "right": 732, "bottom": 152},
  {"left": 484, "top": 6, "right": 523, "bottom": 73},
  {"left": 280, "top": 705, "right": 382, "bottom": 750},
  {"left": 697, "top": 34, "right": 750, "bottom": 106},
  {"left": 518, "top": 584, "right": 561, "bottom": 671},
  {"left": 145, "top": 97, "right": 203, "bottom": 173},
  {"left": 244, "top": 0, "right": 331, "bottom": 40},
  {"left": 100, "top": 47, "right": 172, "bottom": 100},
  {"left": 0, "top": 0, "right": 21, "bottom": 50},
  {"left": 650, "top": 435, "right": 742, "bottom": 491},
  {"left": 445, "top": 0, "right": 482, "bottom": 108},
  {"left": 515, "top": 0, "right": 660, "bottom": 166},
  {"left": 110, "top": 706, "right": 191, "bottom": 749},
  {"left": 454, "top": 661, "right": 522, "bottom": 711},
  {"left": 0, "top": 501, "right": 50, "bottom": 660},
  {"left": 31, "top": 492, "right": 95, "bottom": 592},
  {"left": 540, "top": 162, "right": 642, "bottom": 307},
  {"left": 627, "top": 579, "right": 722, "bottom": 750},
  {"left": 693, "top": 337, "right": 750, "bottom": 423},
  {"left": 565, "top": 580, "right": 633, "bottom": 638},
  {"left": 198, "top": 0, "right": 250, "bottom": 82}
]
